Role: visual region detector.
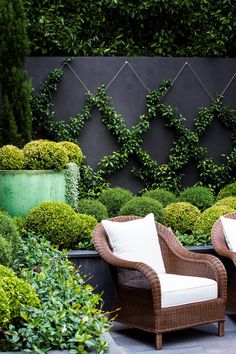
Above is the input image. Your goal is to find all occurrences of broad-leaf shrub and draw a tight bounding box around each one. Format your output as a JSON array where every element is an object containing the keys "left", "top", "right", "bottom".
[
  {"left": 194, "top": 205, "right": 235, "bottom": 236},
  {"left": 23, "top": 140, "right": 68, "bottom": 170},
  {"left": 164, "top": 202, "right": 201, "bottom": 234},
  {"left": 216, "top": 182, "right": 236, "bottom": 201},
  {"left": 98, "top": 187, "right": 133, "bottom": 217},
  {"left": 142, "top": 188, "right": 176, "bottom": 207},
  {"left": 0, "top": 145, "right": 25, "bottom": 170},
  {"left": 178, "top": 186, "right": 214, "bottom": 211},
  {"left": 77, "top": 198, "right": 108, "bottom": 222},
  {"left": 120, "top": 196, "right": 164, "bottom": 222},
  {"left": 5, "top": 233, "right": 111, "bottom": 353}
]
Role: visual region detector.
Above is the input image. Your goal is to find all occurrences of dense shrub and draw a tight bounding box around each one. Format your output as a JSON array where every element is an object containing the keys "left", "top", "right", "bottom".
[
  {"left": 0, "top": 211, "right": 19, "bottom": 264},
  {"left": 0, "top": 288, "right": 10, "bottom": 328},
  {"left": 98, "top": 187, "right": 133, "bottom": 217},
  {"left": 215, "top": 197, "right": 236, "bottom": 209},
  {"left": 0, "top": 276, "right": 40, "bottom": 319},
  {"left": 12, "top": 216, "right": 26, "bottom": 236},
  {"left": 76, "top": 198, "right": 108, "bottom": 222},
  {"left": 25, "top": 201, "right": 97, "bottom": 249},
  {"left": 0, "top": 264, "right": 16, "bottom": 278},
  {"left": 142, "top": 188, "right": 176, "bottom": 207},
  {"left": 23, "top": 140, "right": 68, "bottom": 170},
  {"left": 0, "top": 145, "right": 25, "bottom": 169},
  {"left": 75, "top": 213, "right": 98, "bottom": 249},
  {"left": 4, "top": 233, "right": 111, "bottom": 353},
  {"left": 0, "top": 236, "right": 13, "bottom": 266},
  {"left": 25, "top": 1, "right": 236, "bottom": 57},
  {"left": 59, "top": 141, "right": 83, "bottom": 167},
  {"left": 25, "top": 201, "right": 79, "bottom": 249},
  {"left": 194, "top": 205, "right": 235, "bottom": 235},
  {"left": 216, "top": 182, "right": 236, "bottom": 201},
  {"left": 164, "top": 202, "right": 201, "bottom": 234},
  {"left": 178, "top": 186, "right": 215, "bottom": 210},
  {"left": 120, "top": 196, "right": 164, "bottom": 222}
]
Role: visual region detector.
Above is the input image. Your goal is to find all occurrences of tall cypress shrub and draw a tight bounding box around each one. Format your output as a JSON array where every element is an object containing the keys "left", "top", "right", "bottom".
[{"left": 0, "top": 0, "right": 32, "bottom": 147}]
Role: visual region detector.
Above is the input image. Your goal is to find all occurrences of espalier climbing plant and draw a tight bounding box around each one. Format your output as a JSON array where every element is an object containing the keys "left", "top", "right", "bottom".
[{"left": 31, "top": 61, "right": 236, "bottom": 197}]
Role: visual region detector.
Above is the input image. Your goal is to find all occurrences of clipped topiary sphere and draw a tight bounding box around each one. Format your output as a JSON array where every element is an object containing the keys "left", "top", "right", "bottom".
[
  {"left": 0, "top": 276, "right": 40, "bottom": 319},
  {"left": 194, "top": 205, "right": 235, "bottom": 235},
  {"left": 142, "top": 188, "right": 176, "bottom": 207},
  {"left": 25, "top": 201, "right": 80, "bottom": 249},
  {"left": 59, "top": 141, "right": 83, "bottom": 167},
  {"left": 178, "top": 186, "right": 215, "bottom": 211},
  {"left": 164, "top": 202, "right": 201, "bottom": 233},
  {"left": 216, "top": 182, "right": 236, "bottom": 201},
  {"left": 98, "top": 187, "right": 133, "bottom": 217},
  {"left": 0, "top": 211, "right": 19, "bottom": 263},
  {"left": 0, "top": 236, "right": 12, "bottom": 266},
  {"left": 75, "top": 213, "right": 98, "bottom": 246},
  {"left": 120, "top": 196, "right": 164, "bottom": 222},
  {"left": 215, "top": 197, "right": 236, "bottom": 209},
  {"left": 76, "top": 199, "right": 108, "bottom": 222},
  {"left": 0, "top": 288, "right": 10, "bottom": 327},
  {"left": 0, "top": 264, "right": 17, "bottom": 278},
  {"left": 23, "top": 140, "right": 68, "bottom": 170},
  {"left": 0, "top": 145, "right": 25, "bottom": 170}
]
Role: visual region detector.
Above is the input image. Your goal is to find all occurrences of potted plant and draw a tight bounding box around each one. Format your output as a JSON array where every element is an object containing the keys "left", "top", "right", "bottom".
[{"left": 0, "top": 140, "right": 82, "bottom": 216}]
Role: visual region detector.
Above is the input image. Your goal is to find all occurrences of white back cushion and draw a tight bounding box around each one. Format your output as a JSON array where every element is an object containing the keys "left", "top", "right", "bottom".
[
  {"left": 220, "top": 216, "right": 236, "bottom": 251},
  {"left": 101, "top": 213, "right": 166, "bottom": 274}
]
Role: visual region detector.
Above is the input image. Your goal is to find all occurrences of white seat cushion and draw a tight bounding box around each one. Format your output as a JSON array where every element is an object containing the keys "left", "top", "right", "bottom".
[
  {"left": 101, "top": 213, "right": 166, "bottom": 274},
  {"left": 158, "top": 273, "right": 218, "bottom": 308},
  {"left": 220, "top": 216, "right": 236, "bottom": 251}
]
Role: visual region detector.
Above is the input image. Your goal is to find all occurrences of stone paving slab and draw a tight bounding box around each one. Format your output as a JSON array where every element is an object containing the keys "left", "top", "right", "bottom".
[{"left": 110, "top": 314, "right": 236, "bottom": 353}]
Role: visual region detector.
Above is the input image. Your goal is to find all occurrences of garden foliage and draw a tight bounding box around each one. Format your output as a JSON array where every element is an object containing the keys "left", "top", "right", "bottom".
[
  {"left": 120, "top": 196, "right": 164, "bottom": 222},
  {"left": 0, "top": 211, "right": 20, "bottom": 266},
  {"left": 24, "top": 0, "right": 236, "bottom": 57},
  {"left": 178, "top": 186, "right": 215, "bottom": 211},
  {"left": 25, "top": 201, "right": 97, "bottom": 250},
  {"left": 2, "top": 234, "right": 111, "bottom": 353},
  {"left": 142, "top": 188, "right": 176, "bottom": 207},
  {"left": 77, "top": 199, "right": 108, "bottom": 223},
  {"left": 98, "top": 187, "right": 133, "bottom": 217},
  {"left": 164, "top": 202, "right": 201, "bottom": 234}
]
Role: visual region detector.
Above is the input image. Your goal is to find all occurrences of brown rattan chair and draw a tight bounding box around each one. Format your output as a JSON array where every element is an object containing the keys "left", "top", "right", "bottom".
[
  {"left": 211, "top": 212, "right": 236, "bottom": 313},
  {"left": 93, "top": 215, "right": 227, "bottom": 350}
]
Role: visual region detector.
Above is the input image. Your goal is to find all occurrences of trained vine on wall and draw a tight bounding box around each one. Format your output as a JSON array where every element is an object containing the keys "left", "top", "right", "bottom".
[{"left": 31, "top": 60, "right": 236, "bottom": 197}]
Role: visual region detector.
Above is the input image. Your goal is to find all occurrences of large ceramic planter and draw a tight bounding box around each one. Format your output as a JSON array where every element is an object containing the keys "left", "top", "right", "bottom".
[
  {"left": 0, "top": 170, "right": 67, "bottom": 217},
  {"left": 67, "top": 250, "right": 114, "bottom": 311}
]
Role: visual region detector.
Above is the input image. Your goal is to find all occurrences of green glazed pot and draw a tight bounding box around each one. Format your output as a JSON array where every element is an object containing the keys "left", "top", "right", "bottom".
[{"left": 0, "top": 170, "right": 66, "bottom": 216}]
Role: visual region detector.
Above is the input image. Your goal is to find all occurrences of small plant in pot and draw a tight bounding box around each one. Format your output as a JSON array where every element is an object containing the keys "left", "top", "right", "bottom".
[{"left": 0, "top": 140, "right": 83, "bottom": 216}]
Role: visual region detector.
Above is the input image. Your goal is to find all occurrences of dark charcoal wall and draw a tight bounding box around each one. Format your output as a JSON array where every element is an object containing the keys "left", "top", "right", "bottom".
[{"left": 26, "top": 57, "right": 236, "bottom": 193}]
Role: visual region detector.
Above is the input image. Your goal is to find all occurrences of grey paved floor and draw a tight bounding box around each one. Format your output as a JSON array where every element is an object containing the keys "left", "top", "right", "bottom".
[{"left": 109, "top": 314, "right": 236, "bottom": 353}]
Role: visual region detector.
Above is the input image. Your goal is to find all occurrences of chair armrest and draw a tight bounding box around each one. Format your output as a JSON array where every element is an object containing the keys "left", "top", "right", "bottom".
[{"left": 158, "top": 224, "right": 227, "bottom": 301}]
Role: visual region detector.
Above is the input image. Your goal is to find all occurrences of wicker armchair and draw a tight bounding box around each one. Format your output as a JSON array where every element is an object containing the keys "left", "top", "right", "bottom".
[
  {"left": 211, "top": 212, "right": 236, "bottom": 313},
  {"left": 93, "top": 216, "right": 227, "bottom": 350}
]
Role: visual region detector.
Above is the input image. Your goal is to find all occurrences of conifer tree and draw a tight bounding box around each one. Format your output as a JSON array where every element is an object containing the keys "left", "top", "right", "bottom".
[{"left": 0, "top": 0, "right": 32, "bottom": 146}]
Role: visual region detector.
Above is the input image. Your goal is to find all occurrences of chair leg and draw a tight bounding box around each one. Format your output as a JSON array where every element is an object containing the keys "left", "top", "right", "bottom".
[
  {"left": 155, "top": 333, "right": 162, "bottom": 350},
  {"left": 218, "top": 321, "right": 224, "bottom": 337}
]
